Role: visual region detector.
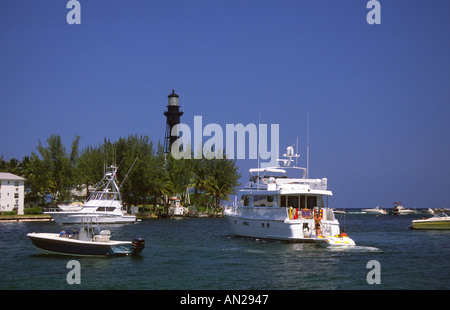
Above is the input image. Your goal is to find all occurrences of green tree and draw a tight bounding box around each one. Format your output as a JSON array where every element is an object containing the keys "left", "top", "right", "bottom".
[
  {"left": 204, "top": 155, "right": 241, "bottom": 212},
  {"left": 31, "top": 134, "right": 80, "bottom": 204},
  {"left": 189, "top": 150, "right": 241, "bottom": 212}
]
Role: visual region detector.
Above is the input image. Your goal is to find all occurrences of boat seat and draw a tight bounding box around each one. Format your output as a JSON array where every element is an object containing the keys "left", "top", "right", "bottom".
[
  {"left": 94, "top": 234, "right": 110, "bottom": 242},
  {"left": 100, "top": 230, "right": 111, "bottom": 236},
  {"left": 92, "top": 230, "right": 111, "bottom": 242}
]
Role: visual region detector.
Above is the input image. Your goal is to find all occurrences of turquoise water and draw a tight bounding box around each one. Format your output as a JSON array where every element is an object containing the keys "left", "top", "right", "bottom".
[{"left": 0, "top": 212, "right": 449, "bottom": 290}]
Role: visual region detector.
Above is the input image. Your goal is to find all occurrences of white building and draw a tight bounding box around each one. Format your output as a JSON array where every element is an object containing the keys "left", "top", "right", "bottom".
[{"left": 0, "top": 173, "right": 26, "bottom": 215}]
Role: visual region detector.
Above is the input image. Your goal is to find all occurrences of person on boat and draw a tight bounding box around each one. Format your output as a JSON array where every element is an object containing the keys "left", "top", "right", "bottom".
[
  {"left": 339, "top": 230, "right": 348, "bottom": 237},
  {"left": 315, "top": 222, "right": 322, "bottom": 236},
  {"left": 72, "top": 229, "right": 79, "bottom": 240}
]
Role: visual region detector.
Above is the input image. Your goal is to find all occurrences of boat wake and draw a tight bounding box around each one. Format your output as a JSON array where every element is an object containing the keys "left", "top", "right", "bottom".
[{"left": 326, "top": 245, "right": 381, "bottom": 252}]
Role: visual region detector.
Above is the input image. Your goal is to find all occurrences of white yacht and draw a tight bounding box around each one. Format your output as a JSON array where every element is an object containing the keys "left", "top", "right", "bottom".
[
  {"left": 224, "top": 146, "right": 355, "bottom": 247},
  {"left": 362, "top": 206, "right": 387, "bottom": 215},
  {"left": 45, "top": 165, "right": 137, "bottom": 224}
]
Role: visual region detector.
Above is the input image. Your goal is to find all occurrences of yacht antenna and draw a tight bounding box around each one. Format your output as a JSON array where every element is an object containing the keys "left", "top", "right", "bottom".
[
  {"left": 257, "top": 110, "right": 261, "bottom": 190},
  {"left": 306, "top": 112, "right": 310, "bottom": 178}
]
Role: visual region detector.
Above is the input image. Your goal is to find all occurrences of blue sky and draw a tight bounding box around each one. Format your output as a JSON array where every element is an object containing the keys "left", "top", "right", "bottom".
[{"left": 1, "top": 0, "right": 449, "bottom": 209}]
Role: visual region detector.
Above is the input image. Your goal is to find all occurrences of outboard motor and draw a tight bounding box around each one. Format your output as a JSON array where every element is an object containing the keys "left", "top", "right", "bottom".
[{"left": 131, "top": 238, "right": 145, "bottom": 255}]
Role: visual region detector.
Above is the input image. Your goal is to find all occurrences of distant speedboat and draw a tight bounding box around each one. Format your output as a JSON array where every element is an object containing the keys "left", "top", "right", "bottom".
[
  {"left": 27, "top": 216, "right": 145, "bottom": 257},
  {"left": 411, "top": 209, "right": 450, "bottom": 230},
  {"left": 391, "top": 203, "right": 415, "bottom": 215},
  {"left": 361, "top": 206, "right": 387, "bottom": 215},
  {"left": 332, "top": 209, "right": 347, "bottom": 215},
  {"left": 45, "top": 165, "right": 137, "bottom": 224}
]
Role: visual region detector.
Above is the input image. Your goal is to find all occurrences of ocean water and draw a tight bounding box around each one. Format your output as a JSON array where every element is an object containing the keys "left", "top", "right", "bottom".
[{"left": 0, "top": 212, "right": 449, "bottom": 291}]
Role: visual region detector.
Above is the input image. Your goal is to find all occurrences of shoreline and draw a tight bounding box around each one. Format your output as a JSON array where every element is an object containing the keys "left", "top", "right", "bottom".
[
  {"left": 0, "top": 214, "right": 54, "bottom": 222},
  {"left": 0, "top": 213, "right": 223, "bottom": 222}
]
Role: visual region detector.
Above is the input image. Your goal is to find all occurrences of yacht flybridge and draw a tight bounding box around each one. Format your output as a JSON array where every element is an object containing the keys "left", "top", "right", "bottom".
[
  {"left": 45, "top": 165, "right": 137, "bottom": 224},
  {"left": 224, "top": 146, "right": 355, "bottom": 247}
]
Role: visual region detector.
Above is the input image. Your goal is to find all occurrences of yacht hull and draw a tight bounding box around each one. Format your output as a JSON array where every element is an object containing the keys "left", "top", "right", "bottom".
[
  {"left": 362, "top": 208, "right": 386, "bottom": 215},
  {"left": 47, "top": 212, "right": 137, "bottom": 224},
  {"left": 394, "top": 210, "right": 415, "bottom": 215},
  {"left": 411, "top": 218, "right": 450, "bottom": 230},
  {"left": 226, "top": 212, "right": 340, "bottom": 243}
]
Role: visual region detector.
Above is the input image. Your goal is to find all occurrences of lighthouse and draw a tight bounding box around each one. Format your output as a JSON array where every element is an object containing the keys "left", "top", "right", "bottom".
[{"left": 163, "top": 90, "right": 184, "bottom": 154}]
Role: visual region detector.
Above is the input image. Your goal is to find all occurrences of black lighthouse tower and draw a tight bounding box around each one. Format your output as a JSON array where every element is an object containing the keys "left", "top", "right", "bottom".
[{"left": 163, "top": 90, "right": 184, "bottom": 154}]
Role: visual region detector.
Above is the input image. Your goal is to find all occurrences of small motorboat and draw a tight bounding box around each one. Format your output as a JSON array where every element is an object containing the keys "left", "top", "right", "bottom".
[
  {"left": 317, "top": 233, "right": 356, "bottom": 247},
  {"left": 410, "top": 210, "right": 450, "bottom": 230},
  {"left": 361, "top": 206, "right": 387, "bottom": 215},
  {"left": 27, "top": 216, "right": 145, "bottom": 257},
  {"left": 391, "top": 203, "right": 415, "bottom": 215}
]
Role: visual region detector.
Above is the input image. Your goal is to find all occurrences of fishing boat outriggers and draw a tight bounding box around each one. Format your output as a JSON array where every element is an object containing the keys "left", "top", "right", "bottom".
[{"left": 224, "top": 146, "right": 355, "bottom": 247}]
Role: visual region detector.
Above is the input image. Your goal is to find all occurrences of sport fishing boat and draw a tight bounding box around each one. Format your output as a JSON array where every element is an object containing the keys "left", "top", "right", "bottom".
[
  {"left": 27, "top": 216, "right": 145, "bottom": 256},
  {"left": 362, "top": 206, "right": 387, "bottom": 215},
  {"left": 410, "top": 209, "right": 450, "bottom": 230},
  {"left": 45, "top": 165, "right": 137, "bottom": 224},
  {"left": 224, "top": 146, "right": 355, "bottom": 247}
]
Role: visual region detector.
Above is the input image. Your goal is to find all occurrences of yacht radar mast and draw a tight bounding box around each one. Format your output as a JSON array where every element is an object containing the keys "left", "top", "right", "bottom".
[{"left": 277, "top": 145, "right": 300, "bottom": 167}]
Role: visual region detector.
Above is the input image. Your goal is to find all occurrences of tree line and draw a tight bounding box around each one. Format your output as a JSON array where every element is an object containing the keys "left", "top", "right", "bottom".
[{"left": 0, "top": 134, "right": 241, "bottom": 212}]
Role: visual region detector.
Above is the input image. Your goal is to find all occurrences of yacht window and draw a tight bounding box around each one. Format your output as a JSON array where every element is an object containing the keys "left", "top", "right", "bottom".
[
  {"left": 240, "top": 195, "right": 250, "bottom": 206},
  {"left": 300, "top": 195, "right": 306, "bottom": 209},
  {"left": 96, "top": 207, "right": 115, "bottom": 212},
  {"left": 280, "top": 195, "right": 286, "bottom": 207},
  {"left": 317, "top": 196, "right": 324, "bottom": 207},
  {"left": 307, "top": 196, "right": 317, "bottom": 208},
  {"left": 266, "top": 195, "right": 275, "bottom": 207},
  {"left": 244, "top": 196, "right": 250, "bottom": 206},
  {"left": 254, "top": 195, "right": 260, "bottom": 205},
  {"left": 254, "top": 195, "right": 267, "bottom": 207},
  {"left": 288, "top": 196, "right": 299, "bottom": 209}
]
